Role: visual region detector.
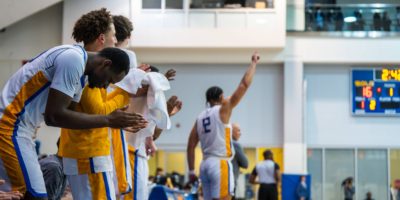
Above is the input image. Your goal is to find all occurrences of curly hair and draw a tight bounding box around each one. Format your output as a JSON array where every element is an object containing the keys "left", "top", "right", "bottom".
[
  {"left": 112, "top": 15, "right": 133, "bottom": 42},
  {"left": 72, "top": 8, "right": 113, "bottom": 45}
]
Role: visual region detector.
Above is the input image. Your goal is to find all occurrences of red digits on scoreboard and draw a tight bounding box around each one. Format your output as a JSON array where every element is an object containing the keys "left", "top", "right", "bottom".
[{"left": 362, "top": 86, "right": 372, "bottom": 98}]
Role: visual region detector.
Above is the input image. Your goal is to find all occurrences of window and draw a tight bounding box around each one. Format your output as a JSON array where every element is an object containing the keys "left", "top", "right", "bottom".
[
  {"left": 189, "top": 0, "right": 274, "bottom": 9},
  {"left": 390, "top": 149, "right": 400, "bottom": 190},
  {"left": 166, "top": 0, "right": 184, "bottom": 9},
  {"left": 142, "top": 0, "right": 184, "bottom": 9},
  {"left": 307, "top": 149, "right": 323, "bottom": 200},
  {"left": 357, "top": 149, "right": 388, "bottom": 200},
  {"left": 324, "top": 149, "right": 355, "bottom": 200},
  {"left": 143, "top": 0, "right": 162, "bottom": 9}
]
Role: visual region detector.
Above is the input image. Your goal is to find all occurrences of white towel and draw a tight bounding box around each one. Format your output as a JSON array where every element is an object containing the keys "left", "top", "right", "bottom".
[
  {"left": 115, "top": 70, "right": 171, "bottom": 130},
  {"left": 142, "top": 72, "right": 171, "bottom": 130},
  {"left": 115, "top": 68, "right": 146, "bottom": 95}
]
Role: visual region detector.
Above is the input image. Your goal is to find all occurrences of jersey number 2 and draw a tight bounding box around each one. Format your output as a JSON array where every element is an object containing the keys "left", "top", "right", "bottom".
[{"left": 202, "top": 117, "right": 211, "bottom": 133}]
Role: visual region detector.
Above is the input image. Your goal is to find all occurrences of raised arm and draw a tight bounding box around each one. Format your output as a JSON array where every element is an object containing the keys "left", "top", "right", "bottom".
[
  {"left": 187, "top": 122, "right": 199, "bottom": 182},
  {"left": 79, "top": 87, "right": 130, "bottom": 115},
  {"left": 220, "top": 52, "right": 259, "bottom": 123}
]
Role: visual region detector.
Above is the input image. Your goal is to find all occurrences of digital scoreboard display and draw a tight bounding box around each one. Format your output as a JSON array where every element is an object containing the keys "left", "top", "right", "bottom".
[{"left": 352, "top": 68, "right": 400, "bottom": 115}]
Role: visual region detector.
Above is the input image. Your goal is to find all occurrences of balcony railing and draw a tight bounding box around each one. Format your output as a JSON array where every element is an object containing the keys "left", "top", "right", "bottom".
[{"left": 296, "top": 4, "right": 400, "bottom": 37}]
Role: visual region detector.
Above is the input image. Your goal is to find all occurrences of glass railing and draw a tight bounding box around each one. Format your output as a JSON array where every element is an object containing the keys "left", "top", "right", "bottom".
[{"left": 303, "top": 4, "right": 400, "bottom": 35}]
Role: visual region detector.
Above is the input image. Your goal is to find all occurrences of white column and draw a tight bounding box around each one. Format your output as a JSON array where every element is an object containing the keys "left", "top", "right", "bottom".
[{"left": 283, "top": 57, "right": 307, "bottom": 174}]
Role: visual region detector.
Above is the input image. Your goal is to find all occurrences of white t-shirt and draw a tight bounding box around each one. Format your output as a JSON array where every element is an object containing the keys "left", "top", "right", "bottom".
[
  {"left": 252, "top": 160, "right": 280, "bottom": 184},
  {"left": 0, "top": 45, "right": 87, "bottom": 138}
]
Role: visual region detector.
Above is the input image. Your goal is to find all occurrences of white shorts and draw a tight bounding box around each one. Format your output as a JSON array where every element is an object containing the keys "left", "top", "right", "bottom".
[
  {"left": 0, "top": 135, "right": 47, "bottom": 197},
  {"left": 200, "top": 158, "right": 234, "bottom": 200},
  {"left": 68, "top": 171, "right": 116, "bottom": 200},
  {"left": 122, "top": 147, "right": 149, "bottom": 200}
]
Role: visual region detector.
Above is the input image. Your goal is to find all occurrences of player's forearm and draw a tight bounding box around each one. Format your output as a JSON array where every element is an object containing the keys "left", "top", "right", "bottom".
[
  {"left": 241, "top": 62, "right": 257, "bottom": 89},
  {"left": 187, "top": 146, "right": 195, "bottom": 171},
  {"left": 45, "top": 109, "right": 109, "bottom": 129}
]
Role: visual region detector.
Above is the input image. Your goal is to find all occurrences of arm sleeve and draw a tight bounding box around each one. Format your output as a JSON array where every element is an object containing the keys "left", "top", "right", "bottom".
[
  {"left": 234, "top": 143, "right": 249, "bottom": 169},
  {"left": 251, "top": 166, "right": 258, "bottom": 176},
  {"left": 79, "top": 87, "right": 130, "bottom": 115},
  {"left": 275, "top": 163, "right": 280, "bottom": 170},
  {"left": 50, "top": 49, "right": 85, "bottom": 102}
]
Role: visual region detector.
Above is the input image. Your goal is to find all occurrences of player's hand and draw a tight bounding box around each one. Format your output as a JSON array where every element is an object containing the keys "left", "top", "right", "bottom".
[
  {"left": 164, "top": 69, "right": 176, "bottom": 81},
  {"left": 138, "top": 64, "right": 151, "bottom": 72},
  {"left": 0, "top": 190, "right": 23, "bottom": 200},
  {"left": 107, "top": 106, "right": 148, "bottom": 129},
  {"left": 133, "top": 85, "right": 149, "bottom": 97},
  {"left": 167, "top": 96, "right": 183, "bottom": 117},
  {"left": 0, "top": 179, "right": 5, "bottom": 185},
  {"left": 189, "top": 172, "right": 198, "bottom": 184},
  {"left": 251, "top": 51, "right": 260, "bottom": 64},
  {"left": 145, "top": 137, "right": 157, "bottom": 157}
]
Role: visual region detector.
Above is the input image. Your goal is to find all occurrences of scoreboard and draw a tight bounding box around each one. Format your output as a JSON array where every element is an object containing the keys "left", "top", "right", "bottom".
[{"left": 352, "top": 68, "right": 400, "bottom": 116}]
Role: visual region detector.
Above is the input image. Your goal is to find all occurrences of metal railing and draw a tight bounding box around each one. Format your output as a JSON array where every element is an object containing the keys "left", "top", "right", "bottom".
[{"left": 304, "top": 4, "right": 400, "bottom": 33}]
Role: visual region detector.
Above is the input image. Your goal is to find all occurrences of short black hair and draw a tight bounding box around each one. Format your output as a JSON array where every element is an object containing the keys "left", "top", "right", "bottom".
[
  {"left": 206, "top": 86, "right": 223, "bottom": 103},
  {"left": 72, "top": 8, "right": 113, "bottom": 45},
  {"left": 98, "top": 48, "right": 130, "bottom": 74},
  {"left": 113, "top": 15, "right": 133, "bottom": 42},
  {"left": 263, "top": 150, "right": 273, "bottom": 160},
  {"left": 149, "top": 65, "right": 160, "bottom": 72}
]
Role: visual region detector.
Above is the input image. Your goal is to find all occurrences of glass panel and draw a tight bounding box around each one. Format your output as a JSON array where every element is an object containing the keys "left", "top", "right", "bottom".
[
  {"left": 307, "top": 149, "right": 323, "bottom": 200},
  {"left": 189, "top": 0, "right": 274, "bottom": 9},
  {"left": 390, "top": 149, "right": 400, "bottom": 194},
  {"left": 305, "top": 4, "right": 400, "bottom": 32},
  {"left": 357, "top": 149, "right": 388, "bottom": 200},
  {"left": 324, "top": 149, "right": 355, "bottom": 200},
  {"left": 166, "top": 0, "right": 184, "bottom": 9},
  {"left": 143, "top": 0, "right": 162, "bottom": 9}
]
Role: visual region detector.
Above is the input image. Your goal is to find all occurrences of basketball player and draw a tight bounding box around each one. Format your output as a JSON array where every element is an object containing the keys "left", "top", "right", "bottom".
[
  {"left": 58, "top": 9, "right": 147, "bottom": 200},
  {"left": 187, "top": 52, "right": 259, "bottom": 200}
]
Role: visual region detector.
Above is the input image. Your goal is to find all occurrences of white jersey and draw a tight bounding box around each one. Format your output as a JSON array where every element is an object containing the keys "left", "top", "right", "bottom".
[
  {"left": 196, "top": 105, "right": 234, "bottom": 160},
  {"left": 0, "top": 45, "right": 87, "bottom": 138},
  {"left": 120, "top": 48, "right": 138, "bottom": 69}
]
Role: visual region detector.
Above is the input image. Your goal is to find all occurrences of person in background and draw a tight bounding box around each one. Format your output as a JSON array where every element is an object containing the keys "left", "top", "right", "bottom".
[
  {"left": 231, "top": 123, "right": 248, "bottom": 199},
  {"left": 296, "top": 176, "right": 309, "bottom": 200},
  {"left": 373, "top": 12, "right": 382, "bottom": 31},
  {"left": 391, "top": 179, "right": 400, "bottom": 200},
  {"left": 155, "top": 167, "right": 166, "bottom": 185},
  {"left": 396, "top": 7, "right": 400, "bottom": 31},
  {"left": 382, "top": 11, "right": 392, "bottom": 31},
  {"left": 334, "top": 7, "right": 344, "bottom": 31},
  {"left": 249, "top": 150, "right": 280, "bottom": 200},
  {"left": 342, "top": 177, "right": 355, "bottom": 200},
  {"left": 365, "top": 191, "right": 374, "bottom": 200},
  {"left": 39, "top": 139, "right": 66, "bottom": 200},
  {"left": 0, "top": 179, "right": 23, "bottom": 200}
]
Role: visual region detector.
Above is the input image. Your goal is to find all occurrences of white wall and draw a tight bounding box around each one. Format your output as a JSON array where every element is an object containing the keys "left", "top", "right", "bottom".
[
  {"left": 0, "top": 0, "right": 61, "bottom": 29},
  {"left": 154, "top": 64, "right": 284, "bottom": 148},
  {"left": 0, "top": 3, "right": 63, "bottom": 154},
  {"left": 0, "top": 3, "right": 62, "bottom": 60},
  {"left": 305, "top": 65, "right": 400, "bottom": 147},
  {"left": 62, "top": 0, "right": 130, "bottom": 44}
]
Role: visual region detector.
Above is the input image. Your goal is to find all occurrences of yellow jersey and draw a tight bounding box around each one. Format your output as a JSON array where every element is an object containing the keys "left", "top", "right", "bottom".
[{"left": 58, "top": 87, "right": 129, "bottom": 158}]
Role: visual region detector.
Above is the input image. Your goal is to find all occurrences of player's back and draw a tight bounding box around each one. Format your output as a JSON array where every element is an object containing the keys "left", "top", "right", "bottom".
[
  {"left": 196, "top": 105, "right": 234, "bottom": 160},
  {"left": 0, "top": 44, "right": 86, "bottom": 137}
]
